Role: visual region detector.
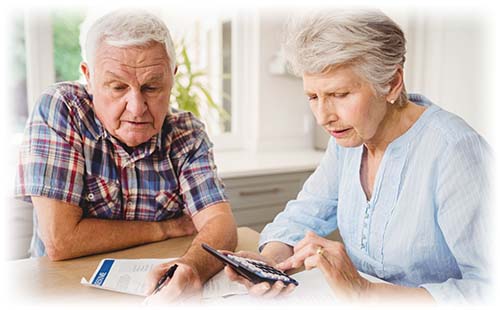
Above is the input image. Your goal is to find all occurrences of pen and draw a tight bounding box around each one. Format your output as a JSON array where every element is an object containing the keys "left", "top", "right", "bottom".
[{"left": 152, "top": 263, "right": 178, "bottom": 295}]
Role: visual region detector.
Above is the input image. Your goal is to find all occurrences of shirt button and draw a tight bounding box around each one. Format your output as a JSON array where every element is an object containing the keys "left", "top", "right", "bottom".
[
  {"left": 127, "top": 201, "right": 133, "bottom": 207},
  {"left": 87, "top": 193, "right": 95, "bottom": 201}
]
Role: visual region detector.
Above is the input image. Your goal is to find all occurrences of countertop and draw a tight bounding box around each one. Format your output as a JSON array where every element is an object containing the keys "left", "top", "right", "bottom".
[{"left": 214, "top": 149, "right": 325, "bottom": 179}]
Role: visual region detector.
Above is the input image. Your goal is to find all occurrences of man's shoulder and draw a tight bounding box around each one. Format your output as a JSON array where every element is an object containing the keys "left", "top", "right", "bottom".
[
  {"left": 38, "top": 82, "right": 91, "bottom": 115},
  {"left": 34, "top": 82, "right": 98, "bottom": 138},
  {"left": 164, "top": 109, "right": 210, "bottom": 154},
  {"left": 167, "top": 109, "right": 206, "bottom": 132}
]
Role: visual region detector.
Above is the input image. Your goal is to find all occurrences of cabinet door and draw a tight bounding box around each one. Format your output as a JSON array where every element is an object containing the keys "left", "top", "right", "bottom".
[
  {"left": 223, "top": 171, "right": 312, "bottom": 231},
  {"left": 8, "top": 199, "right": 34, "bottom": 259}
]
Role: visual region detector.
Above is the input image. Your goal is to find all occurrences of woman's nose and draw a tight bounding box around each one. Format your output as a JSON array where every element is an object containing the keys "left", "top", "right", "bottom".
[{"left": 315, "top": 98, "right": 338, "bottom": 126}]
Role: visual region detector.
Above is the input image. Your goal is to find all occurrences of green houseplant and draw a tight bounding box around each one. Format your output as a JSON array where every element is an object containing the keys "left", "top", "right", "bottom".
[{"left": 171, "top": 42, "right": 229, "bottom": 133}]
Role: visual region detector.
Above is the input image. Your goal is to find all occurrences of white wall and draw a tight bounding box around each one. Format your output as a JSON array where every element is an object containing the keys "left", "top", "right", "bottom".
[
  {"left": 255, "top": 11, "right": 314, "bottom": 152},
  {"left": 249, "top": 8, "right": 492, "bottom": 152},
  {"left": 403, "top": 9, "right": 491, "bottom": 143}
]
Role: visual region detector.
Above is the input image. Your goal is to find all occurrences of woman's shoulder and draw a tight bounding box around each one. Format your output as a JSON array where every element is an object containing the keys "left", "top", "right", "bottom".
[{"left": 411, "top": 94, "right": 487, "bottom": 148}]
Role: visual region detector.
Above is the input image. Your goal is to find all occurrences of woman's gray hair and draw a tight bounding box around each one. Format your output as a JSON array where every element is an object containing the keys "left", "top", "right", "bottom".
[
  {"left": 80, "top": 9, "right": 176, "bottom": 76},
  {"left": 284, "top": 9, "right": 408, "bottom": 106}
]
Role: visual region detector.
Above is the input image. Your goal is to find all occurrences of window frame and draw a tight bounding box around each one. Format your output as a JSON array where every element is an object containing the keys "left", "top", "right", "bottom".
[{"left": 22, "top": 10, "right": 260, "bottom": 152}]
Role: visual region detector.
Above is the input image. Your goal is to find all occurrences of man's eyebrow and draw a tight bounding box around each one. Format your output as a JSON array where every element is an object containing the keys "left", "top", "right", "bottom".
[
  {"left": 103, "top": 71, "right": 124, "bottom": 81},
  {"left": 144, "top": 74, "right": 165, "bottom": 83}
]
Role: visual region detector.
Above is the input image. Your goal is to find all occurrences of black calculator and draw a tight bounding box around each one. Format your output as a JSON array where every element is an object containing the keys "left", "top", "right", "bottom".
[{"left": 201, "top": 243, "right": 298, "bottom": 286}]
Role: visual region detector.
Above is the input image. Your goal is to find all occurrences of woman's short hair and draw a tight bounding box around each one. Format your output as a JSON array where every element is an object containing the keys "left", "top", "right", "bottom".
[
  {"left": 79, "top": 9, "right": 176, "bottom": 76},
  {"left": 284, "top": 9, "right": 408, "bottom": 106}
]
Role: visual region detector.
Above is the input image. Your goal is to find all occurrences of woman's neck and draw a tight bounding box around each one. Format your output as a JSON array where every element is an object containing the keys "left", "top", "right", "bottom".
[{"left": 364, "top": 101, "right": 425, "bottom": 157}]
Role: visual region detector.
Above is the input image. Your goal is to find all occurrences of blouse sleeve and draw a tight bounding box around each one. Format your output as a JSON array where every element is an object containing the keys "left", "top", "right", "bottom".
[
  {"left": 419, "top": 133, "right": 492, "bottom": 302},
  {"left": 259, "top": 138, "right": 340, "bottom": 251}
]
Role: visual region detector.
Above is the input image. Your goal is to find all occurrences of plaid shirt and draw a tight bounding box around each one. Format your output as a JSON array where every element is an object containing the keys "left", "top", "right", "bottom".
[{"left": 15, "top": 82, "right": 227, "bottom": 257}]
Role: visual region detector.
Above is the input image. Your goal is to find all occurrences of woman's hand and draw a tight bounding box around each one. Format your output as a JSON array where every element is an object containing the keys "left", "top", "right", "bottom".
[
  {"left": 143, "top": 259, "right": 203, "bottom": 304},
  {"left": 223, "top": 250, "right": 296, "bottom": 298},
  {"left": 276, "top": 231, "right": 370, "bottom": 301}
]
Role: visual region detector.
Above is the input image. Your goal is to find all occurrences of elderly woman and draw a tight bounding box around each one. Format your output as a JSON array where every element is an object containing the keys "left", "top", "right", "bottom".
[{"left": 225, "top": 10, "right": 491, "bottom": 303}]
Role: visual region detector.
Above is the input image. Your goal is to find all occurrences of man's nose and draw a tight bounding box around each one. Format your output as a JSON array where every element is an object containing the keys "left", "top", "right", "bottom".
[{"left": 126, "top": 89, "right": 148, "bottom": 116}]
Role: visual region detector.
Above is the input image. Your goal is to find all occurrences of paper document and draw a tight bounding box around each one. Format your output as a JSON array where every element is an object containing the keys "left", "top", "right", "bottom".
[
  {"left": 209, "top": 268, "right": 390, "bottom": 305},
  {"left": 81, "top": 258, "right": 247, "bottom": 298}
]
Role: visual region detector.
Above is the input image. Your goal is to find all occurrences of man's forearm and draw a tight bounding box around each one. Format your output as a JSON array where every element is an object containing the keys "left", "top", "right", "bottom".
[
  {"left": 49, "top": 218, "right": 164, "bottom": 260},
  {"left": 180, "top": 212, "right": 237, "bottom": 283}
]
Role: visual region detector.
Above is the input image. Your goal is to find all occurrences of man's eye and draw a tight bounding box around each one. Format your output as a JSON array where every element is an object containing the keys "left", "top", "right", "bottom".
[
  {"left": 142, "top": 86, "right": 159, "bottom": 92},
  {"left": 112, "top": 85, "right": 127, "bottom": 91},
  {"left": 307, "top": 95, "right": 318, "bottom": 101}
]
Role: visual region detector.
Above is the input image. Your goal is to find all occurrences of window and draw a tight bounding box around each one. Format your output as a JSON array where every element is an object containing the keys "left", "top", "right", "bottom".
[{"left": 11, "top": 8, "right": 254, "bottom": 151}]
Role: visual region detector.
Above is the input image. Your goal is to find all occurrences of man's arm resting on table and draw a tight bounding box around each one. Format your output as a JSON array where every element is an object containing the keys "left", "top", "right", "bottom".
[
  {"left": 179, "top": 202, "right": 237, "bottom": 283},
  {"left": 32, "top": 196, "right": 194, "bottom": 261}
]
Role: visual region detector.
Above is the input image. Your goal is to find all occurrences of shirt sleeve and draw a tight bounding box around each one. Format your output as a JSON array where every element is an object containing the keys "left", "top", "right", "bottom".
[
  {"left": 15, "top": 86, "right": 85, "bottom": 206},
  {"left": 419, "top": 133, "right": 492, "bottom": 302},
  {"left": 177, "top": 126, "right": 228, "bottom": 216},
  {"left": 258, "top": 138, "right": 340, "bottom": 251}
]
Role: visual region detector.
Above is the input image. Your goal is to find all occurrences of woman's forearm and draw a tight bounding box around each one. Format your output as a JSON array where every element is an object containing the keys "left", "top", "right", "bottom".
[{"left": 363, "top": 282, "right": 435, "bottom": 302}]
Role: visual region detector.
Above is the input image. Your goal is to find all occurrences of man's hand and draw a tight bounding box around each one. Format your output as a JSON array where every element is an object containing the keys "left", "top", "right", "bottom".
[
  {"left": 223, "top": 250, "right": 296, "bottom": 298},
  {"left": 143, "top": 260, "right": 203, "bottom": 304},
  {"left": 143, "top": 202, "right": 237, "bottom": 303}
]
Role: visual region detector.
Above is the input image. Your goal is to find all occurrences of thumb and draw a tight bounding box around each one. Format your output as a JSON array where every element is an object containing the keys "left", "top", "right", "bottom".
[{"left": 276, "top": 257, "right": 294, "bottom": 271}]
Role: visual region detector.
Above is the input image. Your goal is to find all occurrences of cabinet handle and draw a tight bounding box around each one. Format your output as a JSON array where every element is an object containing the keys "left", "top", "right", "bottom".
[{"left": 239, "top": 187, "right": 281, "bottom": 196}]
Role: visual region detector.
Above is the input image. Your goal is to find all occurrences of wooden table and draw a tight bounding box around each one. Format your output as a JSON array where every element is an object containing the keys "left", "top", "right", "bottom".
[{"left": 6, "top": 227, "right": 260, "bottom": 305}]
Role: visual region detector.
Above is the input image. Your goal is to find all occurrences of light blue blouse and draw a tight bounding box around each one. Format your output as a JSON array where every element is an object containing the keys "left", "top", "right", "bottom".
[{"left": 259, "top": 94, "right": 492, "bottom": 303}]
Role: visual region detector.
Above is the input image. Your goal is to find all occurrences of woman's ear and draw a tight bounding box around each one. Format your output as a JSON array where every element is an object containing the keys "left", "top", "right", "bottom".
[{"left": 386, "top": 65, "right": 404, "bottom": 103}]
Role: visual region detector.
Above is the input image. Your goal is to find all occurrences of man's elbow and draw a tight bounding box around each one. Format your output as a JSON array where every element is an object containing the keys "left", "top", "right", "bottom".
[{"left": 44, "top": 237, "right": 75, "bottom": 261}]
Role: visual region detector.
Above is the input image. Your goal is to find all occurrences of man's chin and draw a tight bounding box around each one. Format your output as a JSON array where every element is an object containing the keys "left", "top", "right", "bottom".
[{"left": 118, "top": 134, "right": 154, "bottom": 148}]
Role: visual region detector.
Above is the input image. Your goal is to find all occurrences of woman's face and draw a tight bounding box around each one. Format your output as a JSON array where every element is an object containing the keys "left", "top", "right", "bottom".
[{"left": 303, "top": 65, "right": 388, "bottom": 148}]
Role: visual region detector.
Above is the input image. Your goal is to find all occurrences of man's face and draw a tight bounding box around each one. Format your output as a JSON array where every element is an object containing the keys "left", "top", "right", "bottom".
[
  {"left": 303, "top": 65, "right": 387, "bottom": 148},
  {"left": 82, "top": 42, "right": 174, "bottom": 147}
]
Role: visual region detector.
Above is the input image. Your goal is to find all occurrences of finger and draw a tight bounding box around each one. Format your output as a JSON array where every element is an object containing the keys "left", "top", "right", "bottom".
[
  {"left": 144, "top": 263, "right": 172, "bottom": 295},
  {"left": 304, "top": 254, "right": 320, "bottom": 270},
  {"left": 224, "top": 266, "right": 254, "bottom": 288},
  {"left": 261, "top": 281, "right": 286, "bottom": 299},
  {"left": 155, "top": 268, "right": 189, "bottom": 302},
  {"left": 281, "top": 283, "right": 297, "bottom": 296},
  {"left": 278, "top": 242, "right": 321, "bottom": 270},
  {"left": 293, "top": 230, "right": 318, "bottom": 253},
  {"left": 248, "top": 281, "right": 272, "bottom": 296},
  {"left": 275, "top": 257, "right": 294, "bottom": 271}
]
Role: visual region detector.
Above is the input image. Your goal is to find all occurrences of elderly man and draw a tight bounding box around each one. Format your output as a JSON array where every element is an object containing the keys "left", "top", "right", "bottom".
[{"left": 15, "top": 10, "right": 237, "bottom": 300}]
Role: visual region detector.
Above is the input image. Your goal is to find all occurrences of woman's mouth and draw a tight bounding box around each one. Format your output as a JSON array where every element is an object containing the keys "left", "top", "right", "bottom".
[{"left": 329, "top": 128, "right": 351, "bottom": 138}]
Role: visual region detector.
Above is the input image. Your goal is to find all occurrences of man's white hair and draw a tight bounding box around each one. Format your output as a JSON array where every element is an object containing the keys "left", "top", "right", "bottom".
[
  {"left": 283, "top": 9, "right": 408, "bottom": 106},
  {"left": 79, "top": 9, "right": 176, "bottom": 75}
]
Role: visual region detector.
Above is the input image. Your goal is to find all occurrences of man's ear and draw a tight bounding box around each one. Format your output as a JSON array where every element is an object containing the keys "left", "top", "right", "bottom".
[{"left": 80, "top": 62, "right": 92, "bottom": 93}]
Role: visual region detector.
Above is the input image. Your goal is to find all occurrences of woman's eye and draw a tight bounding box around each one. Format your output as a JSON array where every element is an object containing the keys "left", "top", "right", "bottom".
[{"left": 333, "top": 92, "right": 349, "bottom": 98}]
